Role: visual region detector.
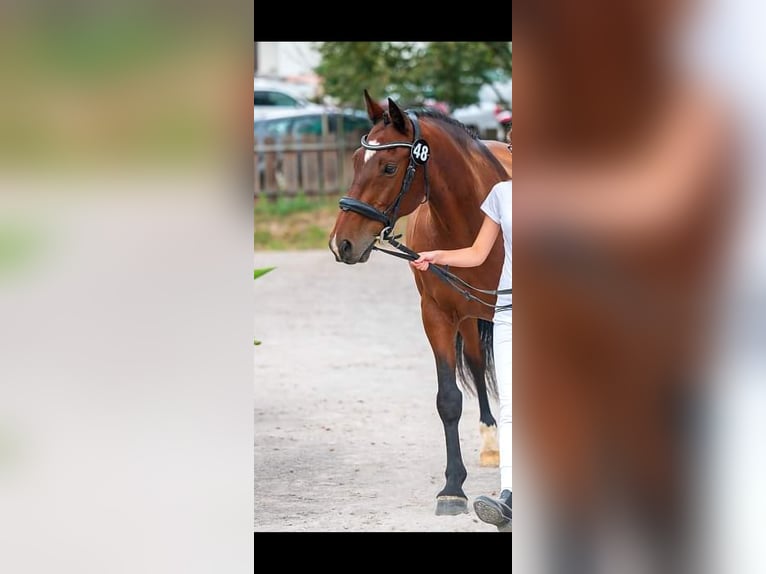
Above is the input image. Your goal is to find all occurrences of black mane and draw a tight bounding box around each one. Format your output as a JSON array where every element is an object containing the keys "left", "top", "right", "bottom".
[{"left": 408, "top": 108, "right": 480, "bottom": 141}]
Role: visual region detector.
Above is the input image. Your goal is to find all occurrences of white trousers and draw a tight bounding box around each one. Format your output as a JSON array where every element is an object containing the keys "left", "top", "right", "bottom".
[{"left": 494, "top": 313, "right": 512, "bottom": 492}]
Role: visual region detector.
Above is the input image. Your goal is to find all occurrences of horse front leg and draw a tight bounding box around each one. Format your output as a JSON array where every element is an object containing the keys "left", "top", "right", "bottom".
[{"left": 422, "top": 299, "right": 468, "bottom": 515}]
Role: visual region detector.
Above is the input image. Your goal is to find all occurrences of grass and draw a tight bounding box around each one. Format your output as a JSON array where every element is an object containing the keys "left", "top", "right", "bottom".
[
  {"left": 254, "top": 193, "right": 342, "bottom": 250},
  {"left": 254, "top": 193, "right": 337, "bottom": 218},
  {"left": 254, "top": 192, "right": 409, "bottom": 251}
]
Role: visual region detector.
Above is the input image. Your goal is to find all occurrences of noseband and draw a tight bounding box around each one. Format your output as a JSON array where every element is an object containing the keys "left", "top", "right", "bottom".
[{"left": 338, "top": 111, "right": 430, "bottom": 239}]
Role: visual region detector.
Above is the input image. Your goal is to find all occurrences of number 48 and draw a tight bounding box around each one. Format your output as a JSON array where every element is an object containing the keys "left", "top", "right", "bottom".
[{"left": 412, "top": 142, "right": 430, "bottom": 163}]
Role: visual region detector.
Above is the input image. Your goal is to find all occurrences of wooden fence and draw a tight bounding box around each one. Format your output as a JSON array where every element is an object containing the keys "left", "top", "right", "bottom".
[{"left": 254, "top": 133, "right": 360, "bottom": 198}]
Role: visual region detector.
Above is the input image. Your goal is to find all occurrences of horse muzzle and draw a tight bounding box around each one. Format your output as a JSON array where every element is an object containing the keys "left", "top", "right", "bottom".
[{"left": 329, "top": 234, "right": 375, "bottom": 265}]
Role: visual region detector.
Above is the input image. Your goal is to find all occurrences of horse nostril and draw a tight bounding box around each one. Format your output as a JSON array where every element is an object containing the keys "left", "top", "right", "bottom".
[{"left": 339, "top": 239, "right": 353, "bottom": 259}]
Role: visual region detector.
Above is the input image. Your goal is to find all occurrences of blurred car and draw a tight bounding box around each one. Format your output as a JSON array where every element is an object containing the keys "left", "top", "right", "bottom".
[
  {"left": 497, "top": 110, "right": 511, "bottom": 148},
  {"left": 496, "top": 109, "right": 512, "bottom": 134},
  {"left": 452, "top": 77, "right": 512, "bottom": 140},
  {"left": 254, "top": 108, "right": 372, "bottom": 139},
  {"left": 254, "top": 109, "right": 373, "bottom": 191},
  {"left": 254, "top": 78, "right": 322, "bottom": 120}
]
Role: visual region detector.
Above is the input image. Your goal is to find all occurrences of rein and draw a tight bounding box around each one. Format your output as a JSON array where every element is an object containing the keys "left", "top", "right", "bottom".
[
  {"left": 338, "top": 111, "right": 511, "bottom": 312},
  {"left": 373, "top": 230, "right": 512, "bottom": 312}
]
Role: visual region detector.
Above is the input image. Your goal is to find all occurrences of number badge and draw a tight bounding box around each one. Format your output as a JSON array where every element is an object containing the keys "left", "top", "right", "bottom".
[{"left": 410, "top": 139, "right": 430, "bottom": 165}]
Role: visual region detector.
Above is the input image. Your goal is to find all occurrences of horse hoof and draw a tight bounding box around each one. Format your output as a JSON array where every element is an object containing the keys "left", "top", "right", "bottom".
[
  {"left": 435, "top": 496, "right": 468, "bottom": 516},
  {"left": 479, "top": 450, "right": 500, "bottom": 467}
]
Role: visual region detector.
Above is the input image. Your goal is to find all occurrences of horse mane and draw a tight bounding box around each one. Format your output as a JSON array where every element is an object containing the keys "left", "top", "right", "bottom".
[
  {"left": 408, "top": 108, "right": 480, "bottom": 141},
  {"left": 408, "top": 107, "right": 509, "bottom": 180}
]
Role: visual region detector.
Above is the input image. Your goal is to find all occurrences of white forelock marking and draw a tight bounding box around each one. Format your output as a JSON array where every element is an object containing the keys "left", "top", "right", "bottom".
[{"left": 363, "top": 140, "right": 379, "bottom": 163}]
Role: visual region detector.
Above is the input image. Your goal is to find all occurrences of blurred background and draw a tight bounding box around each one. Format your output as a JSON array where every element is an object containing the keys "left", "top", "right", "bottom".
[
  {"left": 253, "top": 42, "right": 512, "bottom": 252},
  {"left": 0, "top": 4, "right": 254, "bottom": 573},
  {"left": 511, "top": 0, "right": 766, "bottom": 572}
]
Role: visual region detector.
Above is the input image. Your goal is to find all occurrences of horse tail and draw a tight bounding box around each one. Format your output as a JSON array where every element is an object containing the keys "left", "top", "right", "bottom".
[
  {"left": 478, "top": 318, "right": 498, "bottom": 399},
  {"left": 455, "top": 318, "right": 497, "bottom": 399}
]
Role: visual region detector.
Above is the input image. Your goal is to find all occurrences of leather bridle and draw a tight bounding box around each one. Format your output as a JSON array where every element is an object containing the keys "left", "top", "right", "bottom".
[{"left": 338, "top": 111, "right": 430, "bottom": 240}]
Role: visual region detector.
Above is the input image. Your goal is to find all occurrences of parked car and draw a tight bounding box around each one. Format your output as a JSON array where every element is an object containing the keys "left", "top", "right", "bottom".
[
  {"left": 452, "top": 78, "right": 512, "bottom": 140},
  {"left": 254, "top": 108, "right": 372, "bottom": 139},
  {"left": 254, "top": 109, "right": 373, "bottom": 192},
  {"left": 254, "top": 78, "right": 322, "bottom": 120},
  {"left": 496, "top": 110, "right": 512, "bottom": 126}
]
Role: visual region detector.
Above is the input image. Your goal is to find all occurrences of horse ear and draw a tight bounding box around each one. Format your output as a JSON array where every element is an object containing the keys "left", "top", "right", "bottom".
[
  {"left": 364, "top": 89, "right": 384, "bottom": 123},
  {"left": 387, "top": 97, "right": 407, "bottom": 134}
]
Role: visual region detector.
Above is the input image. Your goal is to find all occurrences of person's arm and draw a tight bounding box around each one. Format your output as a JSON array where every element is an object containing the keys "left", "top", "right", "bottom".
[{"left": 411, "top": 215, "right": 500, "bottom": 271}]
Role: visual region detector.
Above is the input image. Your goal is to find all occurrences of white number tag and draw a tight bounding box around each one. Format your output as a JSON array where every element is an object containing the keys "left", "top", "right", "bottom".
[{"left": 411, "top": 139, "right": 430, "bottom": 164}]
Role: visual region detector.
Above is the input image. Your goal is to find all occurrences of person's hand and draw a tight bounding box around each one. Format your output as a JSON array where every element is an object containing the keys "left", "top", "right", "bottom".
[{"left": 411, "top": 251, "right": 440, "bottom": 271}]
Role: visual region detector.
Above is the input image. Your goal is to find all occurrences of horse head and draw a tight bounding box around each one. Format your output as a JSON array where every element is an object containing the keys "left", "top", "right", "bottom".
[{"left": 329, "top": 90, "right": 431, "bottom": 264}]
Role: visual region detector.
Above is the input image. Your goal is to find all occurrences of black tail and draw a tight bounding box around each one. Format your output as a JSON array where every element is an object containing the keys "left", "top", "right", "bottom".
[{"left": 455, "top": 318, "right": 497, "bottom": 400}]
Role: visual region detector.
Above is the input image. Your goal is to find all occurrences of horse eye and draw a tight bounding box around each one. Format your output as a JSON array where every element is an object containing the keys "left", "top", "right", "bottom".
[{"left": 383, "top": 163, "right": 397, "bottom": 175}]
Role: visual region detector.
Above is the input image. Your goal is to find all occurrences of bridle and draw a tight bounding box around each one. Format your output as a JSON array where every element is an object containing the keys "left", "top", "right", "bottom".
[
  {"left": 338, "top": 111, "right": 430, "bottom": 239},
  {"left": 337, "top": 110, "right": 511, "bottom": 312}
]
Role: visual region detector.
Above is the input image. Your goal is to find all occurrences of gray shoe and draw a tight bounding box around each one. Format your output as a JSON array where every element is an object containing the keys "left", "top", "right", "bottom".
[{"left": 473, "top": 489, "right": 512, "bottom": 531}]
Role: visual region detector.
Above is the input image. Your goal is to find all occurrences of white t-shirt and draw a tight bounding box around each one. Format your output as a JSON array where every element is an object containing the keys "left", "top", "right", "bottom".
[{"left": 480, "top": 180, "right": 512, "bottom": 319}]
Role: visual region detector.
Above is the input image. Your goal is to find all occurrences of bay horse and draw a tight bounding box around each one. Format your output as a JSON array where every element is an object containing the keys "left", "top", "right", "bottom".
[{"left": 328, "top": 90, "right": 512, "bottom": 515}]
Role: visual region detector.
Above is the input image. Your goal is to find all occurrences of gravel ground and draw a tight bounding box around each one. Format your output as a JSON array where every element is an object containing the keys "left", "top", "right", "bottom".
[{"left": 254, "top": 249, "right": 502, "bottom": 532}]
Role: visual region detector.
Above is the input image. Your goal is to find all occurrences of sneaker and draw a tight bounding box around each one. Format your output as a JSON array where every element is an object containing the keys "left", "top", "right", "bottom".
[{"left": 473, "top": 489, "right": 512, "bottom": 530}]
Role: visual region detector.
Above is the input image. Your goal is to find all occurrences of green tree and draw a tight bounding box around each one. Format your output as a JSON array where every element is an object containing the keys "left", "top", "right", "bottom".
[
  {"left": 314, "top": 42, "right": 511, "bottom": 110},
  {"left": 475, "top": 42, "right": 513, "bottom": 108},
  {"left": 419, "top": 42, "right": 511, "bottom": 109},
  {"left": 314, "top": 42, "right": 418, "bottom": 108},
  {"left": 485, "top": 42, "right": 513, "bottom": 77}
]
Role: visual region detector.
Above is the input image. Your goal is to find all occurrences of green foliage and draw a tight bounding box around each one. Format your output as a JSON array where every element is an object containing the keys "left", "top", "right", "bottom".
[
  {"left": 315, "top": 42, "right": 511, "bottom": 109},
  {"left": 421, "top": 42, "right": 511, "bottom": 108},
  {"left": 315, "top": 42, "right": 421, "bottom": 109},
  {"left": 253, "top": 266, "right": 275, "bottom": 280},
  {"left": 254, "top": 266, "right": 275, "bottom": 346}
]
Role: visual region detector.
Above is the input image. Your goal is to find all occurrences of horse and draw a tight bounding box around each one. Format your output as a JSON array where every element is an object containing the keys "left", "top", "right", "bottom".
[{"left": 328, "top": 90, "right": 512, "bottom": 515}]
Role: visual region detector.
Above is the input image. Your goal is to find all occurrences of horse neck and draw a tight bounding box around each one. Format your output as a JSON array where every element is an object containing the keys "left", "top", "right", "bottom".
[{"left": 424, "top": 134, "right": 500, "bottom": 243}]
